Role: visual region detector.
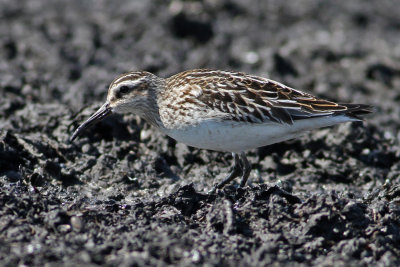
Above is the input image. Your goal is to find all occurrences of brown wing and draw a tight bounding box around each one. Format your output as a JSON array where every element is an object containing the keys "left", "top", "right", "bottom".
[{"left": 167, "top": 69, "right": 372, "bottom": 125}]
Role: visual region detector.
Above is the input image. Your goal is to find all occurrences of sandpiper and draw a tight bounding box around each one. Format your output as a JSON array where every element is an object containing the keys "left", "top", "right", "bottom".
[{"left": 70, "top": 69, "right": 372, "bottom": 190}]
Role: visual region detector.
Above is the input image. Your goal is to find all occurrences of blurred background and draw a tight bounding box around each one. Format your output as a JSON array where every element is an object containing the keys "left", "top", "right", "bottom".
[
  {"left": 1, "top": 0, "right": 399, "bottom": 133},
  {"left": 1, "top": 1, "right": 400, "bottom": 266}
]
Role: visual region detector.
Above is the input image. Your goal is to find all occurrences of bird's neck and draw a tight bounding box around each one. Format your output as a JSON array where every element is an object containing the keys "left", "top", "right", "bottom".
[{"left": 140, "top": 77, "right": 166, "bottom": 129}]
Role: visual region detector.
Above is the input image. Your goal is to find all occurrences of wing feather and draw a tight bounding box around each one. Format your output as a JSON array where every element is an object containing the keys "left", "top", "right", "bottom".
[{"left": 166, "top": 69, "right": 372, "bottom": 125}]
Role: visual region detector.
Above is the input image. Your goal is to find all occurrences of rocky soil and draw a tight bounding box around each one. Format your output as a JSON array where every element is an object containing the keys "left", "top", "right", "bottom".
[{"left": 1, "top": 0, "right": 400, "bottom": 266}]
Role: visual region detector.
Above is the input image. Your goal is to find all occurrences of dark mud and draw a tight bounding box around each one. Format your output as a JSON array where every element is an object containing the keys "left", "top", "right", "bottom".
[{"left": 1, "top": 0, "right": 400, "bottom": 266}]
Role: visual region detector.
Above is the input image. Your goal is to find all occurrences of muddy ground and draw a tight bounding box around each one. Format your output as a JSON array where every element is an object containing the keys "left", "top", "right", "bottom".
[{"left": 1, "top": 0, "right": 400, "bottom": 266}]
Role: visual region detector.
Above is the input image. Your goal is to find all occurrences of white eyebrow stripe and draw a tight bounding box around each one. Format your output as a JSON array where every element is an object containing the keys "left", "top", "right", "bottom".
[
  {"left": 113, "top": 75, "right": 146, "bottom": 85},
  {"left": 112, "top": 77, "right": 146, "bottom": 89}
]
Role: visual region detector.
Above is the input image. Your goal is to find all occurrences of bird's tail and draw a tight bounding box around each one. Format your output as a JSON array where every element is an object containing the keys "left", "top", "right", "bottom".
[{"left": 339, "top": 104, "right": 374, "bottom": 120}]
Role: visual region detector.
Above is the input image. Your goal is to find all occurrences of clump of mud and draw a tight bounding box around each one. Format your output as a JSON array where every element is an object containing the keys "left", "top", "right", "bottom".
[{"left": 1, "top": 0, "right": 400, "bottom": 266}]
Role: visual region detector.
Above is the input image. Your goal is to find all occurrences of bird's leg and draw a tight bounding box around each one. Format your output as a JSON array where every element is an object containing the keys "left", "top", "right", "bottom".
[
  {"left": 215, "top": 153, "right": 242, "bottom": 189},
  {"left": 239, "top": 152, "right": 251, "bottom": 187}
]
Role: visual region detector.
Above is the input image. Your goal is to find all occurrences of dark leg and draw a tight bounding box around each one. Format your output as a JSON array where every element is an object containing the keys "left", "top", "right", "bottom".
[
  {"left": 215, "top": 153, "right": 242, "bottom": 189},
  {"left": 239, "top": 153, "right": 251, "bottom": 187}
]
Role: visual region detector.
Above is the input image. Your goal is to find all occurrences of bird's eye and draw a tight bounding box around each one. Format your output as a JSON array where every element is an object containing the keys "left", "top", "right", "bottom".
[{"left": 119, "top": 85, "right": 130, "bottom": 94}]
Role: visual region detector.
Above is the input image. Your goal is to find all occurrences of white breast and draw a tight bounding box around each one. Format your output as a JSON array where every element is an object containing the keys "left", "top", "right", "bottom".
[{"left": 161, "top": 115, "right": 357, "bottom": 152}]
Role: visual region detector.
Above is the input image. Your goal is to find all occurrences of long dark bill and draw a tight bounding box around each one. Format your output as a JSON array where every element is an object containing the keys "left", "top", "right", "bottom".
[{"left": 70, "top": 103, "right": 112, "bottom": 142}]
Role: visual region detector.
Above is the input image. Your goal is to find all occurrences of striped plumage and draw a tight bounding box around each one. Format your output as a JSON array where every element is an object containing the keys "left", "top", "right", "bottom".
[
  {"left": 71, "top": 69, "right": 372, "bottom": 191},
  {"left": 163, "top": 69, "right": 370, "bottom": 126}
]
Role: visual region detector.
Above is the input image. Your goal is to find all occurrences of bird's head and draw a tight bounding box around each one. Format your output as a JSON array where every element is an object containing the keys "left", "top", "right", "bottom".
[
  {"left": 107, "top": 71, "right": 159, "bottom": 113},
  {"left": 70, "top": 71, "right": 162, "bottom": 142}
]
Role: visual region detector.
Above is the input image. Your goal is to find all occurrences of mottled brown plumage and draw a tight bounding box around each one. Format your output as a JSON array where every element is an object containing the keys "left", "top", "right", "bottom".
[
  {"left": 163, "top": 69, "right": 371, "bottom": 127},
  {"left": 71, "top": 69, "right": 372, "bottom": 191}
]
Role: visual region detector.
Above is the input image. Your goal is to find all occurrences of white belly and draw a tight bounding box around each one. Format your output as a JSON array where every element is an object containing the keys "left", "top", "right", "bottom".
[{"left": 161, "top": 116, "right": 356, "bottom": 152}]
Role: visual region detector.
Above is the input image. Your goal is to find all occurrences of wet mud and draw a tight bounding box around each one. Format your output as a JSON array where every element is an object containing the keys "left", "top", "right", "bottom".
[{"left": 1, "top": 0, "right": 400, "bottom": 266}]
